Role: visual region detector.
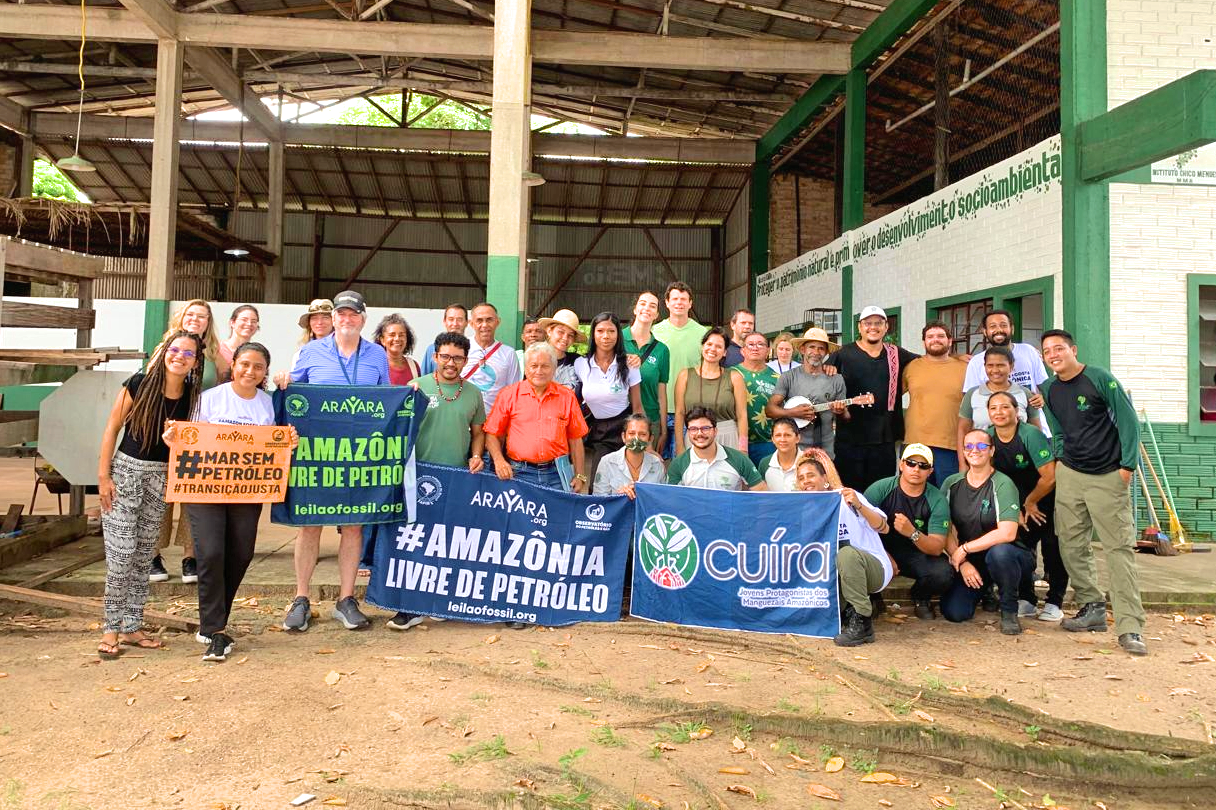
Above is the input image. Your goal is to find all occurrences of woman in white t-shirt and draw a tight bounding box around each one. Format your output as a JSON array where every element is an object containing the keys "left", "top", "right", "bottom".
[
  {"left": 163, "top": 342, "right": 296, "bottom": 664},
  {"left": 574, "top": 312, "right": 642, "bottom": 483}
]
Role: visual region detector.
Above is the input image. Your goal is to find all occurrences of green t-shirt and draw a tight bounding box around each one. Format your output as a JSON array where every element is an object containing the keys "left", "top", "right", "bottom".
[
  {"left": 414, "top": 375, "right": 487, "bottom": 467},
  {"left": 652, "top": 318, "right": 705, "bottom": 412},
  {"left": 735, "top": 364, "right": 779, "bottom": 444},
  {"left": 623, "top": 330, "right": 671, "bottom": 423}
]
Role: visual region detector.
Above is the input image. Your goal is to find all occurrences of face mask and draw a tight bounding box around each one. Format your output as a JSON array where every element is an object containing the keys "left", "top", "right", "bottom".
[{"left": 624, "top": 438, "right": 649, "bottom": 453}]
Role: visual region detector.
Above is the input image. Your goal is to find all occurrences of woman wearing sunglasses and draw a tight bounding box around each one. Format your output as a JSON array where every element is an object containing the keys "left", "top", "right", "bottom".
[
  {"left": 96, "top": 330, "right": 202, "bottom": 659},
  {"left": 940, "top": 428, "right": 1035, "bottom": 636}
]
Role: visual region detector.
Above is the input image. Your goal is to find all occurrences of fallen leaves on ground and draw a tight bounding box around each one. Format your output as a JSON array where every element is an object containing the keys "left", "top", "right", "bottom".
[
  {"left": 806, "top": 783, "right": 841, "bottom": 801},
  {"left": 725, "top": 785, "right": 756, "bottom": 798},
  {"left": 324, "top": 671, "right": 341, "bottom": 686},
  {"left": 930, "top": 796, "right": 955, "bottom": 808},
  {"left": 1181, "top": 652, "right": 1215, "bottom": 664},
  {"left": 911, "top": 709, "right": 935, "bottom": 723},
  {"left": 824, "top": 756, "right": 845, "bottom": 773},
  {"left": 719, "top": 767, "right": 748, "bottom": 775},
  {"left": 687, "top": 727, "right": 713, "bottom": 740},
  {"left": 166, "top": 728, "right": 188, "bottom": 741},
  {"left": 512, "top": 779, "right": 536, "bottom": 792},
  {"left": 634, "top": 794, "right": 663, "bottom": 808}
]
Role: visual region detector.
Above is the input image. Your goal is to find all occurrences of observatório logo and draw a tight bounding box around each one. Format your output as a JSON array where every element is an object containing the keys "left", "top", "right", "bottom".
[{"left": 638, "top": 513, "right": 699, "bottom": 590}]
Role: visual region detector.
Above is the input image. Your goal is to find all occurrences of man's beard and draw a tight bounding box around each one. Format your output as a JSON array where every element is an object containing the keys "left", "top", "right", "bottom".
[
  {"left": 806, "top": 356, "right": 824, "bottom": 368},
  {"left": 988, "top": 332, "right": 1010, "bottom": 346},
  {"left": 925, "top": 343, "right": 950, "bottom": 357}
]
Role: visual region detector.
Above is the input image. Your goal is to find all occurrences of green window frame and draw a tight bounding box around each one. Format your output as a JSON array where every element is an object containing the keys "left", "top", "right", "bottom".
[
  {"left": 1186, "top": 274, "right": 1216, "bottom": 436},
  {"left": 925, "top": 275, "right": 1055, "bottom": 347}
]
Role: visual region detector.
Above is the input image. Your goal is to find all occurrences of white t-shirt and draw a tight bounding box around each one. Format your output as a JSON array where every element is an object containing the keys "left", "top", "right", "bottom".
[
  {"left": 573, "top": 356, "right": 641, "bottom": 418},
  {"left": 196, "top": 383, "right": 276, "bottom": 426},
  {"left": 834, "top": 492, "right": 894, "bottom": 589},
  {"left": 465, "top": 340, "right": 522, "bottom": 412},
  {"left": 963, "top": 343, "right": 1048, "bottom": 392}
]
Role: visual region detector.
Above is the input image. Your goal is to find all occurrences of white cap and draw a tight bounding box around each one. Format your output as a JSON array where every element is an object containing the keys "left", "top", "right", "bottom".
[{"left": 858, "top": 305, "right": 887, "bottom": 321}]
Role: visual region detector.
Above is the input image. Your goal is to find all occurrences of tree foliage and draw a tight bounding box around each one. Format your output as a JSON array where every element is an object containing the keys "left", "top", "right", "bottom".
[
  {"left": 31, "top": 159, "right": 87, "bottom": 202},
  {"left": 334, "top": 93, "right": 491, "bottom": 130}
]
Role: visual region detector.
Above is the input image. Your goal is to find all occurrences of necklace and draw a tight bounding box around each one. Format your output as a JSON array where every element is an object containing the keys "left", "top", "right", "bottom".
[
  {"left": 433, "top": 372, "right": 465, "bottom": 402},
  {"left": 625, "top": 453, "right": 644, "bottom": 481}
]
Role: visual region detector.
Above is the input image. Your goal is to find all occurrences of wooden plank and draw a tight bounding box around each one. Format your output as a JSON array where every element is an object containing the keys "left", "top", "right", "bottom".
[
  {"left": 0, "top": 583, "right": 199, "bottom": 631},
  {"left": 0, "top": 301, "right": 96, "bottom": 330},
  {"left": 0, "top": 238, "right": 103, "bottom": 281},
  {"left": 0, "top": 515, "right": 86, "bottom": 569},
  {"left": 1, "top": 504, "right": 23, "bottom": 534},
  {"left": 20, "top": 544, "right": 108, "bottom": 589},
  {"left": 0, "top": 411, "right": 37, "bottom": 424}
]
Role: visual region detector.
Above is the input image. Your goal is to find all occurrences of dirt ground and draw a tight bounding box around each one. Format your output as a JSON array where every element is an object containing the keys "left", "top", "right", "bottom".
[{"left": 0, "top": 599, "right": 1214, "bottom": 810}]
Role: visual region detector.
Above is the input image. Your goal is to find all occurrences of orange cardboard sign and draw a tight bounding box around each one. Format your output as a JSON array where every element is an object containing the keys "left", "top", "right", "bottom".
[{"left": 166, "top": 422, "right": 293, "bottom": 503}]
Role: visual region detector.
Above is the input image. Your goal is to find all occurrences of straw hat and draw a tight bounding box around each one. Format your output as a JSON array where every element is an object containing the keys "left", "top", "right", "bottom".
[
  {"left": 298, "top": 299, "right": 334, "bottom": 329},
  {"left": 537, "top": 309, "right": 586, "bottom": 343},
  {"left": 789, "top": 326, "right": 839, "bottom": 354}
]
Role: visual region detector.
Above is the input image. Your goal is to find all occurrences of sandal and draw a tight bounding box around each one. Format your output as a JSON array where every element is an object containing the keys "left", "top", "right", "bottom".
[
  {"left": 118, "top": 633, "right": 164, "bottom": 650},
  {"left": 98, "top": 639, "right": 122, "bottom": 659}
]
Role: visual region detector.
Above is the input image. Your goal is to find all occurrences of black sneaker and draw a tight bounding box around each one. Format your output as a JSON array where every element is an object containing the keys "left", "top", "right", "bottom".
[
  {"left": 386, "top": 612, "right": 424, "bottom": 631},
  {"left": 1061, "top": 601, "right": 1108, "bottom": 632},
  {"left": 202, "top": 632, "right": 234, "bottom": 662},
  {"left": 913, "top": 600, "right": 935, "bottom": 620},
  {"left": 332, "top": 596, "right": 371, "bottom": 630},
  {"left": 833, "top": 604, "right": 875, "bottom": 647},
  {"left": 1118, "top": 632, "right": 1148, "bottom": 656},
  {"left": 505, "top": 621, "right": 529, "bottom": 630},
  {"left": 181, "top": 557, "right": 198, "bottom": 584},
  {"left": 1000, "top": 611, "right": 1022, "bottom": 635},
  {"left": 283, "top": 596, "right": 311, "bottom": 632},
  {"left": 148, "top": 555, "right": 170, "bottom": 583}
]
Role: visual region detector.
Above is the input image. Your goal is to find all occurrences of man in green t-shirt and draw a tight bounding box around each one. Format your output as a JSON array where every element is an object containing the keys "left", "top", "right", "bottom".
[
  {"left": 652, "top": 281, "right": 704, "bottom": 458},
  {"left": 940, "top": 429, "right": 1031, "bottom": 635}
]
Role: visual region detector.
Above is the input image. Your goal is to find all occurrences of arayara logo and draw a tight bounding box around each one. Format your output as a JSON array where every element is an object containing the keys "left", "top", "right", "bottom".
[
  {"left": 638, "top": 513, "right": 699, "bottom": 590},
  {"left": 417, "top": 475, "right": 443, "bottom": 506},
  {"left": 321, "top": 396, "right": 386, "bottom": 418},
  {"left": 470, "top": 487, "right": 549, "bottom": 523},
  {"left": 585, "top": 503, "right": 606, "bottom": 522},
  {"left": 285, "top": 393, "right": 309, "bottom": 417}
]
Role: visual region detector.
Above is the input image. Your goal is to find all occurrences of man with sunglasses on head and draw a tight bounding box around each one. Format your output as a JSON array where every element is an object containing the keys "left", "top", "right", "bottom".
[
  {"left": 940, "top": 429, "right": 1031, "bottom": 636},
  {"left": 864, "top": 444, "right": 953, "bottom": 620}
]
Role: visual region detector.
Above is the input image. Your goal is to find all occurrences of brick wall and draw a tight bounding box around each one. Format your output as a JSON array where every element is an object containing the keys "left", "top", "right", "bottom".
[
  {"left": 768, "top": 174, "right": 901, "bottom": 269},
  {"left": 1135, "top": 423, "right": 1215, "bottom": 539},
  {"left": 0, "top": 143, "right": 16, "bottom": 198}
]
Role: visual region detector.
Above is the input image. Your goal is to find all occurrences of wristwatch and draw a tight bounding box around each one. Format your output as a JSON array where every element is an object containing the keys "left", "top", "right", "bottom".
[
  {"left": 574, "top": 473, "right": 588, "bottom": 483},
  {"left": 909, "top": 529, "right": 922, "bottom": 545}
]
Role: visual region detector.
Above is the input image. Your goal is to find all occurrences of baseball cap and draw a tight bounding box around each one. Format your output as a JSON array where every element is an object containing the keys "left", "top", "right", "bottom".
[
  {"left": 859, "top": 305, "right": 887, "bottom": 321},
  {"left": 901, "top": 443, "right": 934, "bottom": 465},
  {"left": 333, "top": 290, "right": 366, "bottom": 314}
]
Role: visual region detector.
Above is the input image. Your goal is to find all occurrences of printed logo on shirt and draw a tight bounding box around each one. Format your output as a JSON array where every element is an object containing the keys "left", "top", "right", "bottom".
[
  {"left": 914, "top": 518, "right": 924, "bottom": 529},
  {"left": 1076, "top": 395, "right": 1090, "bottom": 412},
  {"left": 638, "top": 513, "right": 700, "bottom": 590},
  {"left": 1109, "top": 380, "right": 1118, "bottom": 389},
  {"left": 1015, "top": 453, "right": 1029, "bottom": 468},
  {"left": 286, "top": 393, "right": 310, "bottom": 417},
  {"left": 1038, "top": 448, "right": 1050, "bottom": 459},
  {"left": 981, "top": 498, "right": 991, "bottom": 514}
]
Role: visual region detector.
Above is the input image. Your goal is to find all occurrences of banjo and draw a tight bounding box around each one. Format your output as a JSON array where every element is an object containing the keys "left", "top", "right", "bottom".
[{"left": 783, "top": 393, "right": 876, "bottom": 428}]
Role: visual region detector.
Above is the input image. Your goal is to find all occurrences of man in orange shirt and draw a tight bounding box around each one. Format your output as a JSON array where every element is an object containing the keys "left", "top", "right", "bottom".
[
  {"left": 485, "top": 341, "right": 590, "bottom": 493},
  {"left": 903, "top": 321, "right": 968, "bottom": 487}
]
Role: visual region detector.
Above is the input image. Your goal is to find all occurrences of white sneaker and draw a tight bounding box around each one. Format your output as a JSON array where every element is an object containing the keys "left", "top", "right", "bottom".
[
  {"left": 195, "top": 632, "right": 211, "bottom": 644},
  {"left": 1017, "top": 600, "right": 1039, "bottom": 618},
  {"left": 1037, "top": 603, "right": 1064, "bottom": 622}
]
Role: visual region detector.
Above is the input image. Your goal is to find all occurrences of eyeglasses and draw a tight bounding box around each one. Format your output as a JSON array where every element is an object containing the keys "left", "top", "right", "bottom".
[
  {"left": 963, "top": 442, "right": 992, "bottom": 452},
  {"left": 903, "top": 459, "right": 933, "bottom": 471},
  {"left": 744, "top": 343, "right": 768, "bottom": 350},
  {"left": 436, "top": 353, "right": 467, "bottom": 364},
  {"left": 166, "top": 347, "right": 196, "bottom": 359},
  {"left": 686, "top": 425, "right": 716, "bottom": 434}
]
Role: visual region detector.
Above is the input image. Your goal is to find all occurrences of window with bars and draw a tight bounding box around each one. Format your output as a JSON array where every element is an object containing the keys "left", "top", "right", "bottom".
[{"left": 936, "top": 299, "right": 992, "bottom": 355}]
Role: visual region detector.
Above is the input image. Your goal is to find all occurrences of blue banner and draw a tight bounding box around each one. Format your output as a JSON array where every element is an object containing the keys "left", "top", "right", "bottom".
[
  {"left": 367, "top": 463, "right": 633, "bottom": 626},
  {"left": 630, "top": 484, "right": 842, "bottom": 638},
  {"left": 271, "top": 385, "right": 426, "bottom": 526}
]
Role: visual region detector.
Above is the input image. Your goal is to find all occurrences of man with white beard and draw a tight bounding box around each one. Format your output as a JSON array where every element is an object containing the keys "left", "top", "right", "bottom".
[{"left": 765, "top": 327, "right": 848, "bottom": 457}]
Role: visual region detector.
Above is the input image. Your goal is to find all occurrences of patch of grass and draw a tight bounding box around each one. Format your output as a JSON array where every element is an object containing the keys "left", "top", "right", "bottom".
[
  {"left": 890, "top": 702, "right": 911, "bottom": 716},
  {"left": 773, "top": 738, "right": 802, "bottom": 758},
  {"left": 922, "top": 674, "right": 948, "bottom": 691},
  {"left": 546, "top": 784, "right": 594, "bottom": 810},
  {"left": 448, "top": 734, "right": 512, "bottom": 765},
  {"left": 449, "top": 713, "right": 471, "bottom": 728},
  {"left": 886, "top": 667, "right": 902, "bottom": 682},
  {"left": 558, "top": 747, "right": 587, "bottom": 779},
  {"left": 654, "top": 721, "right": 709, "bottom": 744},
  {"left": 592, "top": 726, "right": 627, "bottom": 748},
  {"left": 731, "top": 714, "right": 753, "bottom": 742},
  {"left": 1024, "top": 724, "right": 1042, "bottom": 742},
  {"left": 560, "top": 705, "right": 595, "bottom": 717},
  {"left": 2, "top": 779, "right": 26, "bottom": 810},
  {"left": 531, "top": 650, "right": 551, "bottom": 670},
  {"left": 848, "top": 749, "right": 879, "bottom": 775},
  {"left": 0, "top": 728, "right": 10, "bottom": 736},
  {"left": 469, "top": 692, "right": 492, "bottom": 703},
  {"left": 775, "top": 697, "right": 802, "bottom": 713},
  {"left": 817, "top": 744, "right": 837, "bottom": 765}
]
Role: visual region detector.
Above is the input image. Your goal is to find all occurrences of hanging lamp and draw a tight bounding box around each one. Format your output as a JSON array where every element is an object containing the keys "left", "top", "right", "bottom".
[{"left": 56, "top": 0, "right": 96, "bottom": 173}]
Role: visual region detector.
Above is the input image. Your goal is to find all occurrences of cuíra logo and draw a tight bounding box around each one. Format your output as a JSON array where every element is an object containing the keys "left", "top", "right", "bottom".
[
  {"left": 638, "top": 513, "right": 699, "bottom": 590},
  {"left": 286, "top": 394, "right": 310, "bottom": 417}
]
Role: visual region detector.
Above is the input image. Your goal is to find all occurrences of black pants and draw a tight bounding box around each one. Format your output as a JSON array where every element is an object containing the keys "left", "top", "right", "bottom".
[
  {"left": 1019, "top": 506, "right": 1068, "bottom": 608},
  {"left": 890, "top": 547, "right": 954, "bottom": 601},
  {"left": 942, "top": 543, "right": 1036, "bottom": 621},
  {"left": 187, "top": 503, "right": 263, "bottom": 636},
  {"left": 834, "top": 442, "right": 897, "bottom": 493}
]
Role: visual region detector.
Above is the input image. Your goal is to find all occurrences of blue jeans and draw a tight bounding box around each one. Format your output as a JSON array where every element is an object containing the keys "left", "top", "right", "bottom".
[
  {"left": 510, "top": 460, "right": 563, "bottom": 490},
  {"left": 941, "top": 543, "right": 1036, "bottom": 621},
  {"left": 748, "top": 442, "right": 775, "bottom": 466},
  {"left": 925, "top": 445, "right": 959, "bottom": 488},
  {"left": 663, "top": 414, "right": 677, "bottom": 460}
]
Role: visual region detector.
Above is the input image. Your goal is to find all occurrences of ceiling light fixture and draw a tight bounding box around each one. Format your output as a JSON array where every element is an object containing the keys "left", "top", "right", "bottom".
[
  {"left": 522, "top": 171, "right": 546, "bottom": 187},
  {"left": 56, "top": 0, "right": 96, "bottom": 173}
]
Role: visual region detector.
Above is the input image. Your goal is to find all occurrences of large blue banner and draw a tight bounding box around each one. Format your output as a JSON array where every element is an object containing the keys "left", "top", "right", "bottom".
[
  {"left": 367, "top": 463, "right": 633, "bottom": 626},
  {"left": 630, "top": 484, "right": 842, "bottom": 638},
  {"left": 271, "top": 385, "right": 426, "bottom": 526}
]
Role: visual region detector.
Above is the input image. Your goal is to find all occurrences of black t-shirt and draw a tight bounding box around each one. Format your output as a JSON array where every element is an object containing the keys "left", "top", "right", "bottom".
[
  {"left": 116, "top": 372, "right": 193, "bottom": 463},
  {"left": 990, "top": 424, "right": 1055, "bottom": 509},
  {"left": 864, "top": 475, "right": 950, "bottom": 558},
  {"left": 1042, "top": 366, "right": 1135, "bottom": 475},
  {"left": 943, "top": 471, "right": 1026, "bottom": 551},
  {"left": 826, "top": 343, "right": 919, "bottom": 445}
]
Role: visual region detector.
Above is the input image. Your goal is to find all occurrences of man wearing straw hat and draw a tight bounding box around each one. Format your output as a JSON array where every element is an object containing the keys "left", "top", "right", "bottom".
[{"left": 765, "top": 327, "right": 848, "bottom": 457}]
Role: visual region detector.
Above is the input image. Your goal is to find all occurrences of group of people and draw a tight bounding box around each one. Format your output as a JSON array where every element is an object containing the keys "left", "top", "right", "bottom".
[{"left": 95, "top": 282, "right": 1148, "bottom": 661}]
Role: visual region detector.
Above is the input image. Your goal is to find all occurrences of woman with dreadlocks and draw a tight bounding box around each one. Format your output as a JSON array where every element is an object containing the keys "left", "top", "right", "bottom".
[{"left": 95, "top": 330, "right": 202, "bottom": 659}]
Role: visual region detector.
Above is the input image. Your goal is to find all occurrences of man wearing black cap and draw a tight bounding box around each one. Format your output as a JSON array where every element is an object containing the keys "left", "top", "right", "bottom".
[{"left": 284, "top": 289, "right": 389, "bottom": 633}]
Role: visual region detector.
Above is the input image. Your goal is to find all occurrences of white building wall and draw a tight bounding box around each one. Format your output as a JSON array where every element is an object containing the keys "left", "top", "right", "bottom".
[{"left": 1108, "top": 0, "right": 1216, "bottom": 422}]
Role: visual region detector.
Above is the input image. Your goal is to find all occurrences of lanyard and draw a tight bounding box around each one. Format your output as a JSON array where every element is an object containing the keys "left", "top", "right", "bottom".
[{"left": 337, "top": 341, "right": 362, "bottom": 385}]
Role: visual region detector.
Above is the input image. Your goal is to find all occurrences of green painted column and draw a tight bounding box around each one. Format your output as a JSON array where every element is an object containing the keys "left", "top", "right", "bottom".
[
  {"left": 1061, "top": 0, "right": 1110, "bottom": 366},
  {"left": 486, "top": 255, "right": 522, "bottom": 344},
  {"left": 839, "top": 68, "right": 867, "bottom": 344},
  {"left": 747, "top": 155, "right": 770, "bottom": 310},
  {"left": 142, "top": 298, "right": 170, "bottom": 358}
]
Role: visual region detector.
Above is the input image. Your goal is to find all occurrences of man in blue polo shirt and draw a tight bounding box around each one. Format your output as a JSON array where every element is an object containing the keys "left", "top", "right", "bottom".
[{"left": 284, "top": 289, "right": 388, "bottom": 633}]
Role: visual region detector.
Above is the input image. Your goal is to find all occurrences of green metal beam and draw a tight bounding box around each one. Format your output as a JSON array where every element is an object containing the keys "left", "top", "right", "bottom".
[
  {"left": 851, "top": 0, "right": 940, "bottom": 69},
  {"left": 757, "top": 76, "right": 844, "bottom": 162},
  {"left": 1061, "top": 0, "right": 1110, "bottom": 366},
  {"left": 840, "top": 69, "right": 867, "bottom": 344},
  {"left": 1079, "top": 69, "right": 1216, "bottom": 181},
  {"left": 486, "top": 255, "right": 522, "bottom": 347},
  {"left": 748, "top": 155, "right": 771, "bottom": 310}
]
